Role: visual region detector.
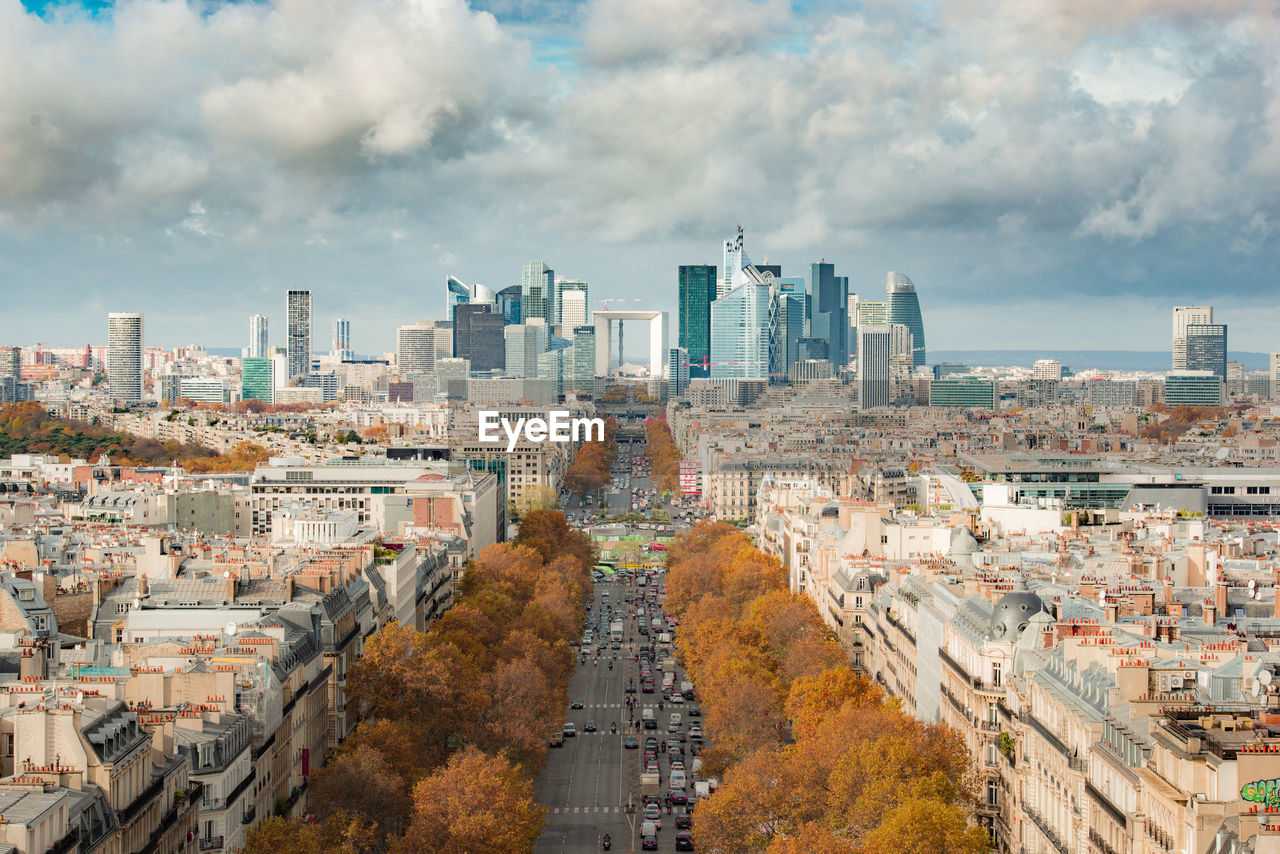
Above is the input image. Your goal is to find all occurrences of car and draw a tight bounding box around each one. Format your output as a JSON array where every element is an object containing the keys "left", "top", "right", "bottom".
[
  {"left": 670, "top": 788, "right": 688, "bottom": 805},
  {"left": 675, "top": 815, "right": 692, "bottom": 830},
  {"left": 562, "top": 722, "right": 576, "bottom": 737},
  {"left": 669, "top": 758, "right": 684, "bottom": 771},
  {"left": 687, "top": 705, "right": 702, "bottom": 717},
  {"left": 675, "top": 830, "right": 694, "bottom": 850},
  {"left": 644, "top": 717, "right": 657, "bottom": 730},
  {"left": 641, "top": 834, "right": 658, "bottom": 850},
  {"left": 548, "top": 732, "right": 564, "bottom": 747},
  {"left": 584, "top": 720, "right": 597, "bottom": 732},
  {"left": 570, "top": 698, "right": 584, "bottom": 709},
  {"left": 643, "top": 803, "right": 661, "bottom": 826},
  {"left": 626, "top": 681, "right": 637, "bottom": 693},
  {"left": 645, "top": 736, "right": 659, "bottom": 749},
  {"left": 689, "top": 724, "right": 703, "bottom": 738},
  {"left": 624, "top": 735, "right": 639, "bottom": 749},
  {"left": 645, "top": 759, "right": 660, "bottom": 773}
]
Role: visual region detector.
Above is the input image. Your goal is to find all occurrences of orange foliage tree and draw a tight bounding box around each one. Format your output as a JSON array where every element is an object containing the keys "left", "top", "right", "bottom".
[
  {"left": 644, "top": 416, "right": 681, "bottom": 492},
  {"left": 663, "top": 522, "right": 986, "bottom": 854}
]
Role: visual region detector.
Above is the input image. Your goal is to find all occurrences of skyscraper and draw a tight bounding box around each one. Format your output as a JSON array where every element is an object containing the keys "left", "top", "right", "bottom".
[
  {"left": 1172, "top": 306, "right": 1213, "bottom": 371},
  {"left": 397, "top": 323, "right": 433, "bottom": 373},
  {"left": 668, "top": 347, "right": 690, "bottom": 398},
  {"left": 571, "top": 326, "right": 597, "bottom": 392},
  {"left": 248, "top": 315, "right": 268, "bottom": 359},
  {"left": 809, "top": 261, "right": 849, "bottom": 368},
  {"left": 453, "top": 304, "right": 506, "bottom": 372},
  {"left": 505, "top": 319, "right": 548, "bottom": 378},
  {"left": 885, "top": 272, "right": 926, "bottom": 368},
  {"left": 287, "top": 290, "right": 312, "bottom": 383},
  {"left": 107, "top": 312, "right": 144, "bottom": 404},
  {"left": 678, "top": 265, "right": 717, "bottom": 378},
  {"left": 710, "top": 279, "right": 771, "bottom": 380},
  {"left": 720, "top": 226, "right": 748, "bottom": 299},
  {"left": 556, "top": 280, "right": 590, "bottom": 329},
  {"left": 521, "top": 261, "right": 555, "bottom": 324},
  {"left": 332, "top": 318, "right": 352, "bottom": 360},
  {"left": 857, "top": 325, "right": 891, "bottom": 410},
  {"left": 1272, "top": 353, "right": 1280, "bottom": 402},
  {"left": 496, "top": 286, "right": 523, "bottom": 325},
  {"left": 1185, "top": 323, "right": 1227, "bottom": 378},
  {"left": 446, "top": 276, "right": 495, "bottom": 317}
]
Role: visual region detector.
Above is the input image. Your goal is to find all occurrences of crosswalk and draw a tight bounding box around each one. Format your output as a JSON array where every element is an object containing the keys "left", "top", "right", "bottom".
[{"left": 549, "top": 806, "right": 623, "bottom": 814}]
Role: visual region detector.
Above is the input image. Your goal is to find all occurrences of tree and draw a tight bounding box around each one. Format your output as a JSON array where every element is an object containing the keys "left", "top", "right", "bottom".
[
  {"left": 514, "top": 511, "right": 595, "bottom": 571},
  {"left": 307, "top": 741, "right": 410, "bottom": 841},
  {"left": 395, "top": 747, "right": 546, "bottom": 854},
  {"left": 861, "top": 798, "right": 989, "bottom": 854},
  {"left": 513, "top": 483, "right": 557, "bottom": 517}
]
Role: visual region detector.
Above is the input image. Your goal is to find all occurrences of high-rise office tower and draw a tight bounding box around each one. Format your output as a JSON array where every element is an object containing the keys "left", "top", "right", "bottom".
[
  {"left": 709, "top": 279, "right": 771, "bottom": 379},
  {"left": 720, "top": 226, "right": 749, "bottom": 299},
  {"left": 447, "top": 275, "right": 495, "bottom": 317},
  {"left": 241, "top": 357, "right": 275, "bottom": 403},
  {"left": 107, "top": 312, "right": 144, "bottom": 403},
  {"left": 248, "top": 315, "right": 268, "bottom": 359},
  {"left": 809, "top": 261, "right": 849, "bottom": 368},
  {"left": 1172, "top": 306, "right": 1213, "bottom": 370},
  {"left": 668, "top": 347, "right": 690, "bottom": 398},
  {"left": 505, "top": 319, "right": 548, "bottom": 378},
  {"left": 453, "top": 304, "right": 506, "bottom": 372},
  {"left": 1272, "top": 353, "right": 1280, "bottom": 402},
  {"left": 857, "top": 325, "right": 891, "bottom": 410},
  {"left": 571, "top": 326, "right": 597, "bottom": 392},
  {"left": 556, "top": 280, "right": 590, "bottom": 329},
  {"left": 0, "top": 347, "right": 19, "bottom": 381},
  {"left": 397, "top": 322, "right": 440, "bottom": 373},
  {"left": 521, "top": 261, "right": 555, "bottom": 324},
  {"left": 287, "top": 290, "right": 312, "bottom": 383},
  {"left": 1185, "top": 323, "right": 1227, "bottom": 378},
  {"left": 497, "top": 286, "right": 523, "bottom": 325},
  {"left": 678, "top": 265, "right": 717, "bottom": 378},
  {"left": 886, "top": 272, "right": 926, "bottom": 368},
  {"left": 776, "top": 282, "right": 806, "bottom": 378},
  {"left": 332, "top": 318, "right": 352, "bottom": 360}
]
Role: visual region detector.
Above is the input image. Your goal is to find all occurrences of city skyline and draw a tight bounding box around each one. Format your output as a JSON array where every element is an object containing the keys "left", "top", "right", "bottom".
[{"left": 0, "top": 1, "right": 1277, "bottom": 350}]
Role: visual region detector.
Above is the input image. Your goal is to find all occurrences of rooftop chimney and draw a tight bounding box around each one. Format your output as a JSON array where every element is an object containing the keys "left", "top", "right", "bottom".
[{"left": 1203, "top": 599, "right": 1217, "bottom": 627}]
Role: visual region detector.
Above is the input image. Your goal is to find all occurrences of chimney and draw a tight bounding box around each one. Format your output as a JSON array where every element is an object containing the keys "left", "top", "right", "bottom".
[
  {"left": 1273, "top": 583, "right": 1280, "bottom": 622},
  {"left": 1214, "top": 575, "right": 1228, "bottom": 620},
  {"left": 1105, "top": 601, "right": 1118, "bottom": 624},
  {"left": 285, "top": 575, "right": 295, "bottom": 600},
  {"left": 138, "top": 573, "right": 149, "bottom": 598},
  {"left": 1203, "top": 599, "right": 1217, "bottom": 627},
  {"left": 225, "top": 571, "right": 236, "bottom": 603},
  {"left": 1162, "top": 576, "right": 1174, "bottom": 607}
]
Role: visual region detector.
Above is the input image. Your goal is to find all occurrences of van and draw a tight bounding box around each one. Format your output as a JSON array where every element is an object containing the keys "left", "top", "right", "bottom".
[
  {"left": 642, "top": 707, "right": 655, "bottom": 722},
  {"left": 669, "top": 712, "right": 682, "bottom": 727},
  {"left": 670, "top": 770, "right": 687, "bottom": 789},
  {"left": 641, "top": 820, "right": 658, "bottom": 837}
]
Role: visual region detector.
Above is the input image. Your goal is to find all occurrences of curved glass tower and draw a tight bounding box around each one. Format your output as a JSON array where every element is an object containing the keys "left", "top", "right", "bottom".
[{"left": 886, "top": 272, "right": 926, "bottom": 368}]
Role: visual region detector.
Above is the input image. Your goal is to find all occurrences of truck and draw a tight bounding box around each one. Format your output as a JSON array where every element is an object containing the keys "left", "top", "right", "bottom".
[
  {"left": 680, "top": 680, "right": 695, "bottom": 699},
  {"left": 641, "top": 772, "right": 661, "bottom": 799},
  {"left": 662, "top": 657, "right": 676, "bottom": 673},
  {"left": 610, "top": 619, "right": 624, "bottom": 644}
]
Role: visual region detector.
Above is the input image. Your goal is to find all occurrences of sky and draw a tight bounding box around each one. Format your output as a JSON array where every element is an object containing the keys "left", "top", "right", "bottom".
[{"left": 1, "top": 0, "right": 1278, "bottom": 354}]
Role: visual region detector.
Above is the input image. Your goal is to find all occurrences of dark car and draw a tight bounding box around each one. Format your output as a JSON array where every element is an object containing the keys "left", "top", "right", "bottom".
[
  {"left": 624, "top": 736, "right": 639, "bottom": 749},
  {"left": 644, "top": 717, "right": 657, "bottom": 729},
  {"left": 625, "top": 681, "right": 637, "bottom": 693},
  {"left": 641, "top": 834, "right": 658, "bottom": 850},
  {"left": 687, "top": 705, "right": 701, "bottom": 717},
  {"left": 584, "top": 720, "right": 597, "bottom": 732},
  {"left": 570, "top": 698, "right": 584, "bottom": 709},
  {"left": 675, "top": 815, "right": 692, "bottom": 830},
  {"left": 675, "top": 830, "right": 694, "bottom": 850},
  {"left": 669, "top": 788, "right": 688, "bottom": 805}
]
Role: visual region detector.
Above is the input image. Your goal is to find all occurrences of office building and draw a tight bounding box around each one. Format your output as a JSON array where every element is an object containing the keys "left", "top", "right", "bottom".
[
  {"left": 521, "top": 261, "right": 555, "bottom": 324},
  {"left": 779, "top": 291, "right": 806, "bottom": 377},
  {"left": 720, "top": 226, "right": 747, "bottom": 299},
  {"left": 332, "top": 318, "right": 352, "bottom": 360},
  {"left": 537, "top": 337, "right": 572, "bottom": 395},
  {"left": 397, "top": 322, "right": 444, "bottom": 374},
  {"left": 1165, "top": 371, "right": 1225, "bottom": 407},
  {"left": 179, "top": 377, "right": 229, "bottom": 404},
  {"left": 287, "top": 289, "right": 312, "bottom": 383},
  {"left": 556, "top": 280, "right": 590, "bottom": 329},
  {"left": 446, "top": 275, "right": 495, "bottom": 318},
  {"left": 885, "top": 272, "right": 926, "bottom": 368},
  {"left": 1272, "top": 352, "right": 1280, "bottom": 401},
  {"left": 241, "top": 357, "right": 275, "bottom": 404},
  {"left": 809, "top": 261, "right": 849, "bottom": 368},
  {"left": 929, "top": 375, "right": 998, "bottom": 408},
  {"left": 668, "top": 347, "right": 690, "bottom": 398},
  {"left": 678, "top": 264, "right": 717, "bottom": 378},
  {"left": 505, "top": 319, "right": 548, "bottom": 378},
  {"left": 1185, "top": 323, "right": 1227, "bottom": 378},
  {"left": 107, "top": 312, "right": 144, "bottom": 403},
  {"left": 710, "top": 279, "right": 771, "bottom": 380},
  {"left": 248, "top": 314, "right": 268, "bottom": 359},
  {"left": 1172, "top": 305, "right": 1213, "bottom": 370},
  {"left": 497, "top": 286, "right": 522, "bottom": 325},
  {"left": 571, "top": 326, "right": 597, "bottom": 393},
  {"left": 857, "top": 300, "right": 888, "bottom": 327},
  {"left": 453, "top": 303, "right": 505, "bottom": 373},
  {"left": 934, "top": 362, "right": 969, "bottom": 379},
  {"left": 857, "top": 325, "right": 890, "bottom": 409}
]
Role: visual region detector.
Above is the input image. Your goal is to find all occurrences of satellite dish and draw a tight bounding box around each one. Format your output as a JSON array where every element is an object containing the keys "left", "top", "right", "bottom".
[
  {"left": 1253, "top": 681, "right": 1263, "bottom": 697},
  {"left": 225, "top": 622, "right": 238, "bottom": 637},
  {"left": 1250, "top": 579, "right": 1257, "bottom": 590},
  {"left": 1262, "top": 670, "right": 1273, "bottom": 686}
]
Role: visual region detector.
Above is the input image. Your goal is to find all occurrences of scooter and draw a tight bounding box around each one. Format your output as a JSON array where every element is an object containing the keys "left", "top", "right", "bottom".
[
  {"left": 611, "top": 722, "right": 617, "bottom": 734},
  {"left": 602, "top": 833, "right": 612, "bottom": 850}
]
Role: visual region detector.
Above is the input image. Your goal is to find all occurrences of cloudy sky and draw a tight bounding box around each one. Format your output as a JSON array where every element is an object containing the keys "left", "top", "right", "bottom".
[{"left": 1, "top": 0, "right": 1277, "bottom": 354}]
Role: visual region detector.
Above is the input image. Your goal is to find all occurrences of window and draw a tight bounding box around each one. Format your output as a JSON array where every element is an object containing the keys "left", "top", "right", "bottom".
[
  {"left": 992, "top": 662, "right": 1003, "bottom": 687},
  {"left": 987, "top": 780, "right": 999, "bottom": 806}
]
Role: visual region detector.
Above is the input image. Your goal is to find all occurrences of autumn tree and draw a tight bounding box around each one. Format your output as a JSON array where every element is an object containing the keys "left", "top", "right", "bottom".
[{"left": 395, "top": 747, "right": 546, "bottom": 854}]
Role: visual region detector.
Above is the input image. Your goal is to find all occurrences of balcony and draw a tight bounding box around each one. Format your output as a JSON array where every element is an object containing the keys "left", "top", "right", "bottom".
[
  {"left": 1021, "top": 802, "right": 1068, "bottom": 854},
  {"left": 200, "top": 836, "right": 225, "bottom": 852},
  {"left": 1089, "top": 827, "right": 1120, "bottom": 854},
  {"left": 144, "top": 782, "right": 203, "bottom": 853}
]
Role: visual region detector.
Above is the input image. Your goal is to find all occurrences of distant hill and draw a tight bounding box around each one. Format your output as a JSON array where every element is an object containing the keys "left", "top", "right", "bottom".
[{"left": 930, "top": 350, "right": 1271, "bottom": 373}]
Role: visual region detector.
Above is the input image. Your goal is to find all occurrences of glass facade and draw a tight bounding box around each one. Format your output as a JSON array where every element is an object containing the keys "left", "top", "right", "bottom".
[
  {"left": 886, "top": 272, "right": 926, "bottom": 368},
  {"left": 678, "top": 265, "right": 716, "bottom": 378},
  {"left": 1185, "top": 323, "right": 1227, "bottom": 378},
  {"left": 809, "top": 262, "right": 848, "bottom": 368},
  {"left": 710, "top": 282, "right": 771, "bottom": 380},
  {"left": 241, "top": 357, "right": 275, "bottom": 403},
  {"left": 453, "top": 303, "right": 505, "bottom": 372},
  {"left": 1165, "top": 372, "right": 1224, "bottom": 406},
  {"left": 929, "top": 376, "right": 997, "bottom": 408}
]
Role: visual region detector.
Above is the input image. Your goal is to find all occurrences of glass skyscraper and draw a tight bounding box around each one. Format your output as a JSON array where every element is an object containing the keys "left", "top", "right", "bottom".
[
  {"left": 241, "top": 357, "right": 275, "bottom": 403},
  {"left": 521, "top": 261, "right": 555, "bottom": 324},
  {"left": 248, "top": 314, "right": 268, "bottom": 359},
  {"left": 710, "top": 281, "right": 771, "bottom": 380},
  {"left": 453, "top": 304, "right": 506, "bottom": 373},
  {"left": 107, "top": 312, "right": 144, "bottom": 403},
  {"left": 809, "top": 261, "right": 848, "bottom": 368},
  {"left": 1185, "top": 323, "right": 1227, "bottom": 378},
  {"left": 678, "top": 265, "right": 716, "bottom": 378},
  {"left": 885, "top": 272, "right": 926, "bottom": 368}
]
